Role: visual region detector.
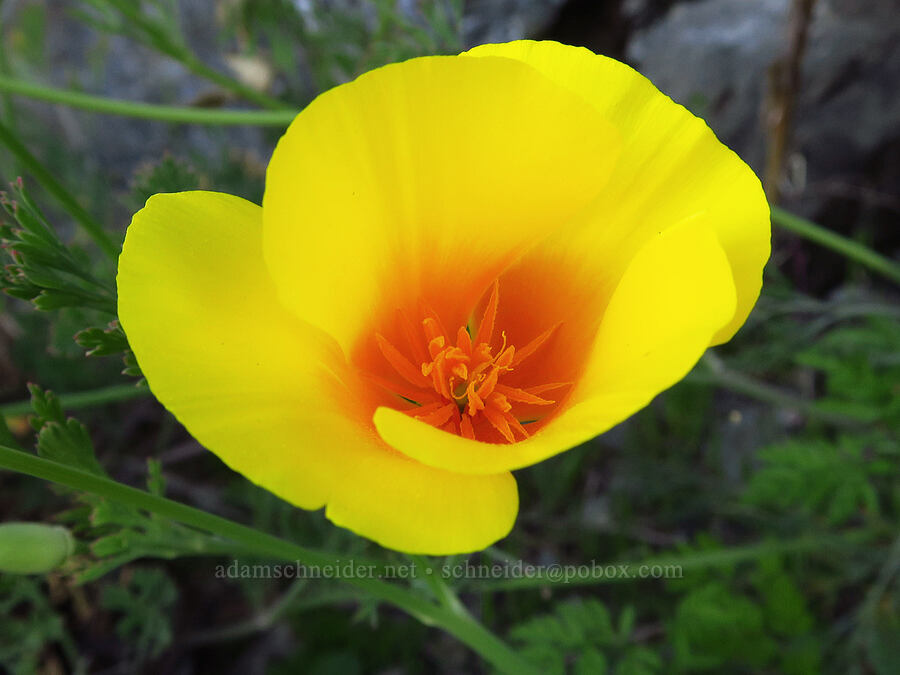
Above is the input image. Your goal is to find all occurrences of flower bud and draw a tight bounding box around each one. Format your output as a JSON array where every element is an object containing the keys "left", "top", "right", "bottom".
[{"left": 0, "top": 522, "right": 74, "bottom": 574}]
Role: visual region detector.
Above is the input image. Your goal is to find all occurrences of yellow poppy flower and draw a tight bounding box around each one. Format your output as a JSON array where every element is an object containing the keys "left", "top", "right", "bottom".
[{"left": 117, "top": 40, "right": 769, "bottom": 554}]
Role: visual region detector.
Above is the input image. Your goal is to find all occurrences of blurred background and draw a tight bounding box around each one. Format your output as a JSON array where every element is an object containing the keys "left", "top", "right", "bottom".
[{"left": 1, "top": 1, "right": 899, "bottom": 673}]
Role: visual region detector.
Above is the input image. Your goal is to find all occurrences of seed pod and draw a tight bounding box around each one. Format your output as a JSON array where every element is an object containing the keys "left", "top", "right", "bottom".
[{"left": 0, "top": 522, "right": 74, "bottom": 574}]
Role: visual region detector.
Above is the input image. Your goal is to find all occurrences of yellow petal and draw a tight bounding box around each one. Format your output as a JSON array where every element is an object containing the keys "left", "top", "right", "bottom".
[
  {"left": 327, "top": 451, "right": 518, "bottom": 555},
  {"left": 117, "top": 191, "right": 516, "bottom": 553},
  {"left": 119, "top": 191, "right": 354, "bottom": 508},
  {"left": 263, "top": 53, "right": 619, "bottom": 354},
  {"left": 465, "top": 40, "right": 769, "bottom": 344},
  {"left": 374, "top": 221, "right": 736, "bottom": 474}
]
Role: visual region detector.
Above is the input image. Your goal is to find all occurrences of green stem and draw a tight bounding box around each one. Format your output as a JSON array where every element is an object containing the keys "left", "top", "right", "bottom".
[
  {"left": 178, "top": 53, "right": 288, "bottom": 111},
  {"left": 0, "top": 119, "right": 119, "bottom": 259},
  {"left": 772, "top": 206, "right": 900, "bottom": 285},
  {"left": 410, "top": 555, "right": 468, "bottom": 616},
  {"left": 464, "top": 529, "right": 877, "bottom": 592},
  {"left": 0, "top": 445, "right": 536, "bottom": 675},
  {"left": 184, "top": 579, "right": 312, "bottom": 645},
  {"left": 0, "top": 31, "right": 16, "bottom": 136},
  {"left": 692, "top": 353, "right": 864, "bottom": 427},
  {"left": 0, "top": 383, "right": 150, "bottom": 418},
  {"left": 88, "top": 1, "right": 287, "bottom": 111},
  {"left": 0, "top": 75, "right": 297, "bottom": 126}
]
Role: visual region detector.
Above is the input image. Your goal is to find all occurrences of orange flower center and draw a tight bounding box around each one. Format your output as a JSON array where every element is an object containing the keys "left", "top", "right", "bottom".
[{"left": 371, "top": 281, "right": 568, "bottom": 443}]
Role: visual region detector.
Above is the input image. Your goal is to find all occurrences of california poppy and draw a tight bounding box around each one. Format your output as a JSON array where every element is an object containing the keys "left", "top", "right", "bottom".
[{"left": 117, "top": 41, "right": 769, "bottom": 554}]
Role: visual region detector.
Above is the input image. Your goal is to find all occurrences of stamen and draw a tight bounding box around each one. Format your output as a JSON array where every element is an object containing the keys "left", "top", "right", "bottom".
[
  {"left": 494, "top": 384, "right": 555, "bottom": 405},
  {"left": 483, "top": 406, "right": 515, "bottom": 443},
  {"left": 405, "top": 401, "right": 448, "bottom": 417},
  {"left": 513, "top": 322, "right": 561, "bottom": 366},
  {"left": 364, "top": 373, "right": 440, "bottom": 404},
  {"left": 489, "top": 393, "right": 512, "bottom": 414},
  {"left": 421, "top": 303, "right": 449, "bottom": 340},
  {"left": 473, "top": 280, "right": 499, "bottom": 348},
  {"left": 373, "top": 281, "right": 565, "bottom": 444},
  {"left": 507, "top": 415, "right": 530, "bottom": 439},
  {"left": 459, "top": 414, "right": 476, "bottom": 440},
  {"left": 428, "top": 351, "right": 453, "bottom": 400},
  {"left": 456, "top": 326, "right": 472, "bottom": 356},
  {"left": 526, "top": 382, "right": 572, "bottom": 395},
  {"left": 495, "top": 344, "right": 515, "bottom": 369},
  {"left": 466, "top": 381, "right": 485, "bottom": 415},
  {"left": 476, "top": 367, "right": 500, "bottom": 400},
  {"left": 398, "top": 309, "right": 429, "bottom": 365},
  {"left": 446, "top": 406, "right": 463, "bottom": 435},
  {"left": 427, "top": 334, "right": 446, "bottom": 358},
  {"left": 376, "top": 334, "right": 430, "bottom": 387},
  {"left": 417, "top": 403, "right": 457, "bottom": 427}
]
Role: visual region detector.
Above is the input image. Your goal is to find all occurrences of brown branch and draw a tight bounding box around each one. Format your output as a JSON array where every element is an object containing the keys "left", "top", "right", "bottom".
[{"left": 763, "top": 0, "right": 818, "bottom": 203}]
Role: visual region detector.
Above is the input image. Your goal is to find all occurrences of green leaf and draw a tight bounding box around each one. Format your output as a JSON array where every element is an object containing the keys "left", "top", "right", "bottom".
[
  {"left": 75, "top": 322, "right": 130, "bottom": 356},
  {"left": 35, "top": 419, "right": 106, "bottom": 476},
  {"left": 508, "top": 600, "right": 658, "bottom": 675},
  {"left": 73, "top": 490, "right": 229, "bottom": 584},
  {"left": 28, "top": 385, "right": 107, "bottom": 476},
  {"left": 796, "top": 317, "right": 900, "bottom": 430},
  {"left": 671, "top": 582, "right": 776, "bottom": 671},
  {"left": 743, "top": 436, "right": 895, "bottom": 526},
  {"left": 1, "top": 179, "right": 116, "bottom": 315},
  {"left": 74, "top": 321, "right": 142, "bottom": 379},
  {"left": 101, "top": 568, "right": 177, "bottom": 663},
  {"left": 616, "top": 647, "right": 662, "bottom": 675},
  {"left": 130, "top": 155, "right": 202, "bottom": 208},
  {"left": 22, "top": 387, "right": 226, "bottom": 581},
  {"left": 121, "top": 351, "right": 144, "bottom": 378},
  {"left": 617, "top": 605, "right": 636, "bottom": 642},
  {"left": 575, "top": 648, "right": 608, "bottom": 675},
  {"left": 0, "top": 576, "right": 81, "bottom": 674},
  {"left": 751, "top": 557, "right": 815, "bottom": 637}
]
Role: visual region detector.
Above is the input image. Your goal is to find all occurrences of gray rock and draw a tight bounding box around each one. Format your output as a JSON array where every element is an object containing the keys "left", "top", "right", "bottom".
[
  {"left": 463, "top": 0, "right": 566, "bottom": 46},
  {"left": 627, "top": 0, "right": 900, "bottom": 220},
  {"left": 31, "top": 0, "right": 268, "bottom": 206},
  {"left": 627, "top": 0, "right": 788, "bottom": 170}
]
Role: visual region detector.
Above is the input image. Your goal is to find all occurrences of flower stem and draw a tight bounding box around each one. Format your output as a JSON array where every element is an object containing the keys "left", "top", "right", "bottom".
[
  {"left": 772, "top": 206, "right": 900, "bottom": 285},
  {"left": 184, "top": 583, "right": 362, "bottom": 646},
  {"left": 0, "top": 383, "right": 150, "bottom": 418},
  {"left": 463, "top": 529, "right": 877, "bottom": 592},
  {"left": 0, "top": 444, "right": 536, "bottom": 675},
  {"left": 78, "top": 0, "right": 287, "bottom": 112},
  {"left": 0, "top": 76, "right": 297, "bottom": 126},
  {"left": 410, "top": 555, "right": 468, "bottom": 616},
  {"left": 692, "top": 353, "right": 864, "bottom": 427},
  {"left": 177, "top": 53, "right": 289, "bottom": 112},
  {"left": 0, "top": 119, "right": 119, "bottom": 259}
]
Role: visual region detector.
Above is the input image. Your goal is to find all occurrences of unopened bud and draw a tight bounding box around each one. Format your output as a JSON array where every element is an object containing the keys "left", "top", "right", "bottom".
[{"left": 0, "top": 522, "right": 74, "bottom": 574}]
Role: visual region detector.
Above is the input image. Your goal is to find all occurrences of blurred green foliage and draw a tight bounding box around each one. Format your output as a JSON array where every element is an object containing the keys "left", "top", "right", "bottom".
[
  {"left": 509, "top": 599, "right": 662, "bottom": 674},
  {"left": 0, "top": 575, "right": 83, "bottom": 675},
  {"left": 101, "top": 567, "right": 177, "bottom": 665},
  {"left": 0, "top": 1, "right": 898, "bottom": 673}
]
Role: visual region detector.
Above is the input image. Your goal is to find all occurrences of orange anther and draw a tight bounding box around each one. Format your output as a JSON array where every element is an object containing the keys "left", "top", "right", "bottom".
[
  {"left": 474, "top": 280, "right": 499, "bottom": 348},
  {"left": 374, "top": 281, "right": 564, "bottom": 443},
  {"left": 376, "top": 333, "right": 430, "bottom": 387}
]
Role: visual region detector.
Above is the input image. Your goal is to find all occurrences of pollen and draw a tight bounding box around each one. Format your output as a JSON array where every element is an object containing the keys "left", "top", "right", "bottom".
[{"left": 373, "top": 281, "right": 568, "bottom": 443}]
